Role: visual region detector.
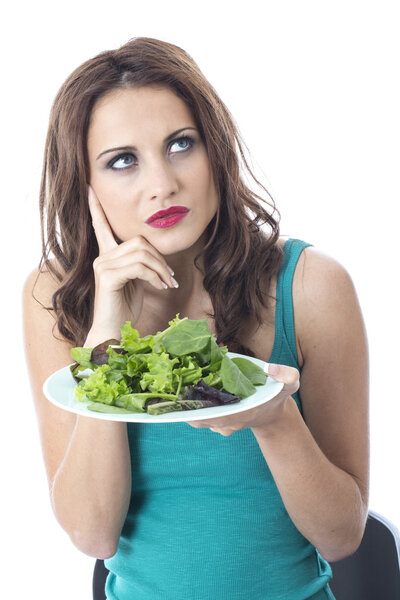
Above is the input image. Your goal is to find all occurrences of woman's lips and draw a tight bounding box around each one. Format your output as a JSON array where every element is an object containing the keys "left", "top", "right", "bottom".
[
  {"left": 146, "top": 212, "right": 189, "bottom": 229},
  {"left": 146, "top": 206, "right": 189, "bottom": 229}
]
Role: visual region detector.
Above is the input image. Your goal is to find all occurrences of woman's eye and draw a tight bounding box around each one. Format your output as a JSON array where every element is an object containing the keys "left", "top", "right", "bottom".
[
  {"left": 170, "top": 136, "right": 194, "bottom": 154},
  {"left": 110, "top": 154, "right": 136, "bottom": 170},
  {"left": 107, "top": 137, "right": 194, "bottom": 170}
]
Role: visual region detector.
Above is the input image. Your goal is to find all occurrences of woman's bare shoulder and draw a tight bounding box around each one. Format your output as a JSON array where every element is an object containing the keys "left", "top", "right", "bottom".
[
  {"left": 23, "top": 258, "right": 66, "bottom": 307},
  {"left": 293, "top": 245, "right": 362, "bottom": 362},
  {"left": 294, "top": 246, "right": 355, "bottom": 302},
  {"left": 22, "top": 257, "right": 72, "bottom": 364}
]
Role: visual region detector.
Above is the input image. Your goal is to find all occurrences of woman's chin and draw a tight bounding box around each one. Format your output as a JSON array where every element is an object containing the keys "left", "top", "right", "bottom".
[{"left": 151, "top": 231, "right": 204, "bottom": 257}]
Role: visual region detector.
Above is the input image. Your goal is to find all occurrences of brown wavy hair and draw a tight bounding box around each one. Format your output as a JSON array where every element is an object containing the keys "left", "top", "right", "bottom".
[{"left": 37, "top": 37, "right": 283, "bottom": 355}]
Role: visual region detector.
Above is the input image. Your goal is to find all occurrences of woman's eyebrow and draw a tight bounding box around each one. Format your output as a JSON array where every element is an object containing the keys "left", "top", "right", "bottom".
[{"left": 96, "top": 126, "right": 197, "bottom": 160}]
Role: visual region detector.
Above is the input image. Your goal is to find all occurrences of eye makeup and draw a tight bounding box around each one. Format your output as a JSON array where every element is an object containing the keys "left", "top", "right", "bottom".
[{"left": 105, "top": 135, "right": 197, "bottom": 172}]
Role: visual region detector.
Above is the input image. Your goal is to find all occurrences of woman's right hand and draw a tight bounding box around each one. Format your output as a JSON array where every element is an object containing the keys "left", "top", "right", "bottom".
[{"left": 87, "top": 186, "right": 178, "bottom": 341}]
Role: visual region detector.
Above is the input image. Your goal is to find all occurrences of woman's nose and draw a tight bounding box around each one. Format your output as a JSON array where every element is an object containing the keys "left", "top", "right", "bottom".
[{"left": 145, "top": 159, "right": 179, "bottom": 201}]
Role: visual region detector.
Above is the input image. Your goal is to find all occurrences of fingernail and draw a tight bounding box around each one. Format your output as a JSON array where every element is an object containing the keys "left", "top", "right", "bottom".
[
  {"left": 167, "top": 266, "right": 175, "bottom": 276},
  {"left": 162, "top": 281, "right": 168, "bottom": 289},
  {"left": 266, "top": 363, "right": 279, "bottom": 377},
  {"left": 171, "top": 277, "right": 179, "bottom": 288}
]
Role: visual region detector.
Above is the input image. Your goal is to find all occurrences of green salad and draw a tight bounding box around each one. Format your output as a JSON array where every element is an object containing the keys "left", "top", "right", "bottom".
[{"left": 70, "top": 315, "right": 267, "bottom": 415}]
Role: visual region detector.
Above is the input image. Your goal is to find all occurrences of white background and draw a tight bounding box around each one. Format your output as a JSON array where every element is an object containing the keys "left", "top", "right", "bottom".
[{"left": 2, "top": 1, "right": 399, "bottom": 598}]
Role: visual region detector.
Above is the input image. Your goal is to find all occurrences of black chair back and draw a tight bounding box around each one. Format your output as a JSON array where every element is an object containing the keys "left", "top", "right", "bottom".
[
  {"left": 330, "top": 510, "right": 400, "bottom": 599},
  {"left": 93, "top": 558, "right": 108, "bottom": 600}
]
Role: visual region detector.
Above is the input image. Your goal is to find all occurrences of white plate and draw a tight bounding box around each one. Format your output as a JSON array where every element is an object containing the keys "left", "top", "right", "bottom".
[{"left": 43, "top": 352, "right": 283, "bottom": 423}]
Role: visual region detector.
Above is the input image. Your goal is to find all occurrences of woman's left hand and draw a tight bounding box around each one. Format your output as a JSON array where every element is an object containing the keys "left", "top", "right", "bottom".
[{"left": 185, "top": 364, "right": 300, "bottom": 436}]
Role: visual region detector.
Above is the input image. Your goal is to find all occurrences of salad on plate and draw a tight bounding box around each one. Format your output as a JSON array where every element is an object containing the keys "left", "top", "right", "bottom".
[{"left": 69, "top": 315, "right": 268, "bottom": 416}]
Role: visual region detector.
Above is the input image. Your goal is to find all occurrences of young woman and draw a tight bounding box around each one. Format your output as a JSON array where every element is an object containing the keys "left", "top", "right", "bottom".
[{"left": 22, "top": 37, "right": 369, "bottom": 600}]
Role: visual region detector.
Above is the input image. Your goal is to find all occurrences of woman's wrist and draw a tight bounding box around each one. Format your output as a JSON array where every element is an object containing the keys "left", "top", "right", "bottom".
[
  {"left": 84, "top": 326, "right": 122, "bottom": 348},
  {"left": 251, "top": 394, "right": 299, "bottom": 438}
]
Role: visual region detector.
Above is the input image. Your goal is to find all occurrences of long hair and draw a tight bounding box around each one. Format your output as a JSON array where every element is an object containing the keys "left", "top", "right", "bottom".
[{"left": 37, "top": 37, "right": 283, "bottom": 355}]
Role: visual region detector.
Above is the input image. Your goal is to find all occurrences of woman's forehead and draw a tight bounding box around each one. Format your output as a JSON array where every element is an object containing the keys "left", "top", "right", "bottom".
[{"left": 87, "top": 86, "right": 196, "bottom": 151}]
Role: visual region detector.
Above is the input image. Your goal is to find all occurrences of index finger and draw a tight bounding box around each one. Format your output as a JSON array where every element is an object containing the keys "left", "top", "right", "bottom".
[{"left": 88, "top": 186, "right": 118, "bottom": 254}]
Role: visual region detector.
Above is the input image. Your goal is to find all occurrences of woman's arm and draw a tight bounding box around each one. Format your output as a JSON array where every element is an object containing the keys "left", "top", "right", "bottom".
[
  {"left": 252, "top": 247, "right": 369, "bottom": 562},
  {"left": 22, "top": 267, "right": 132, "bottom": 559},
  {"left": 23, "top": 189, "right": 178, "bottom": 558},
  {"left": 187, "top": 246, "right": 369, "bottom": 561}
]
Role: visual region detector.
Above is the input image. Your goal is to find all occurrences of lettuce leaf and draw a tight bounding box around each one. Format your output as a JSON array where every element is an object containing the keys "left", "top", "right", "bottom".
[
  {"left": 120, "top": 322, "right": 155, "bottom": 354},
  {"left": 70, "top": 347, "right": 95, "bottom": 370},
  {"left": 75, "top": 364, "right": 131, "bottom": 405},
  {"left": 138, "top": 352, "right": 179, "bottom": 393}
]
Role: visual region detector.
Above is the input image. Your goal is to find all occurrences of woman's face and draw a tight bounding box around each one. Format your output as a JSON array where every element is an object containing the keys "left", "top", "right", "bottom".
[{"left": 87, "top": 85, "right": 219, "bottom": 256}]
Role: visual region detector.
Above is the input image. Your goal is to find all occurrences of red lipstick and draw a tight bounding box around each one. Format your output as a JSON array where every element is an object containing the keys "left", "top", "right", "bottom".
[{"left": 146, "top": 206, "right": 189, "bottom": 229}]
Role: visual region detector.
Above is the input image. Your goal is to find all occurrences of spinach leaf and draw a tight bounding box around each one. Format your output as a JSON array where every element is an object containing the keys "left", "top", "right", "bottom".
[
  {"left": 231, "top": 357, "right": 267, "bottom": 385},
  {"left": 163, "top": 318, "right": 211, "bottom": 359},
  {"left": 220, "top": 355, "right": 256, "bottom": 398}
]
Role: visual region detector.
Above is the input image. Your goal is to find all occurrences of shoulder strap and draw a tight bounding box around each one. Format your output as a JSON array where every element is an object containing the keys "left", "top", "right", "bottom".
[{"left": 275, "top": 239, "right": 313, "bottom": 367}]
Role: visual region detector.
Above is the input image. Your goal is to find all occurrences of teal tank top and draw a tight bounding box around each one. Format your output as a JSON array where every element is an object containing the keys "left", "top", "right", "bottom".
[{"left": 105, "top": 239, "right": 336, "bottom": 600}]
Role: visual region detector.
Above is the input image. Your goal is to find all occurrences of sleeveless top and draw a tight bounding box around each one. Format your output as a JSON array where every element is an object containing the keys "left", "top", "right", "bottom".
[{"left": 104, "top": 238, "right": 336, "bottom": 600}]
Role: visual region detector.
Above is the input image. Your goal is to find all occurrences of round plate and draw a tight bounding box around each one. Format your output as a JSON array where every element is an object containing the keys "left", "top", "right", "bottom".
[{"left": 43, "top": 352, "right": 283, "bottom": 422}]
